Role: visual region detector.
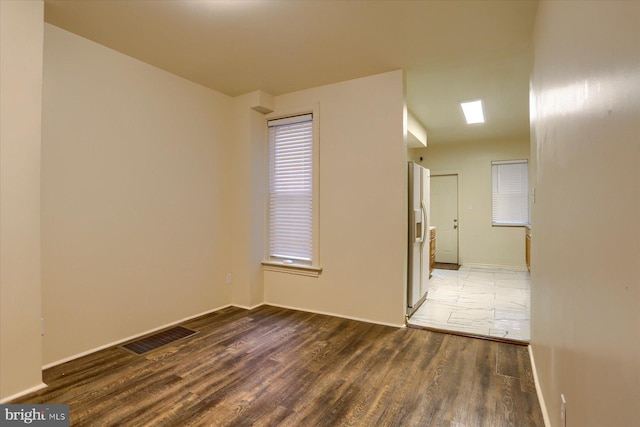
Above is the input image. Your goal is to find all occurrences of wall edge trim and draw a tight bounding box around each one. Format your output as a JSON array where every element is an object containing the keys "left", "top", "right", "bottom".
[
  {"left": 529, "top": 344, "right": 551, "bottom": 427},
  {"left": 232, "top": 303, "right": 265, "bottom": 310},
  {"left": 0, "top": 383, "right": 47, "bottom": 404},
  {"left": 264, "top": 302, "right": 406, "bottom": 329}
]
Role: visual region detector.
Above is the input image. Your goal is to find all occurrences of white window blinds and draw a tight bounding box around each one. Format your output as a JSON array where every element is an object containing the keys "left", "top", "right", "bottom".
[
  {"left": 268, "top": 114, "right": 313, "bottom": 263},
  {"left": 491, "top": 160, "right": 529, "bottom": 226}
]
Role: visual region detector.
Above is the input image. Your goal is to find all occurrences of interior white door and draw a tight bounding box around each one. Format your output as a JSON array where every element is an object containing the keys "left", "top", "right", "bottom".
[{"left": 431, "top": 174, "right": 458, "bottom": 264}]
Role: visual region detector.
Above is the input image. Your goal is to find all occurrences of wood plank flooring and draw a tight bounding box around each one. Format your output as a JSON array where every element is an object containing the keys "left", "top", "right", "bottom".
[{"left": 14, "top": 305, "right": 544, "bottom": 426}]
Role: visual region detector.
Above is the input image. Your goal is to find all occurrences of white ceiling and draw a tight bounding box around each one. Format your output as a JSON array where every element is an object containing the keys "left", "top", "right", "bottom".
[{"left": 44, "top": 0, "right": 538, "bottom": 145}]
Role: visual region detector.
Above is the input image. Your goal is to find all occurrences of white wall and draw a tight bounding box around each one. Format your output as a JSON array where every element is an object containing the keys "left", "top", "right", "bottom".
[
  {"left": 41, "top": 24, "right": 234, "bottom": 365},
  {"left": 530, "top": 1, "right": 640, "bottom": 426},
  {"left": 230, "top": 92, "right": 269, "bottom": 308},
  {"left": 0, "top": 0, "right": 45, "bottom": 401},
  {"left": 264, "top": 71, "right": 407, "bottom": 327},
  {"left": 409, "top": 138, "right": 530, "bottom": 268}
]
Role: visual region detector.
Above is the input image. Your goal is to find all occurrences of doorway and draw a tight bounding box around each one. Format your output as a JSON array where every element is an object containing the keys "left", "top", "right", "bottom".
[
  {"left": 431, "top": 174, "right": 458, "bottom": 265},
  {"left": 409, "top": 174, "right": 531, "bottom": 342}
]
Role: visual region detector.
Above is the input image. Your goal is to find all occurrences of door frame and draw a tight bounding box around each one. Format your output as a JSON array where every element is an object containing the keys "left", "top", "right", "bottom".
[{"left": 430, "top": 170, "right": 461, "bottom": 266}]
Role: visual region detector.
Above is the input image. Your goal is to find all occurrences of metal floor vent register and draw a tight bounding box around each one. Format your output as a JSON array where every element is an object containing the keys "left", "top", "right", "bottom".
[{"left": 122, "top": 326, "right": 197, "bottom": 355}]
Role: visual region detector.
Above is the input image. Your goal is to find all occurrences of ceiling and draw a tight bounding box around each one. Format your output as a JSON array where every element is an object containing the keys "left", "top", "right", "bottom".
[{"left": 44, "top": 0, "right": 538, "bottom": 145}]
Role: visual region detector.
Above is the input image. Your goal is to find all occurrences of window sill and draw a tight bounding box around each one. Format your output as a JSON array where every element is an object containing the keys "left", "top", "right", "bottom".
[{"left": 262, "top": 261, "right": 323, "bottom": 278}]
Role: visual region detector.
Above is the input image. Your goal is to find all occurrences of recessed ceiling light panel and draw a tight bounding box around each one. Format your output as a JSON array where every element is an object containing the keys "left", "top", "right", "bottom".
[{"left": 460, "top": 99, "right": 485, "bottom": 124}]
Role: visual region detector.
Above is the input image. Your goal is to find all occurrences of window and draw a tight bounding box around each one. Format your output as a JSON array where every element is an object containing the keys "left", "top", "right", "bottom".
[
  {"left": 491, "top": 160, "right": 529, "bottom": 226},
  {"left": 265, "top": 112, "right": 320, "bottom": 275}
]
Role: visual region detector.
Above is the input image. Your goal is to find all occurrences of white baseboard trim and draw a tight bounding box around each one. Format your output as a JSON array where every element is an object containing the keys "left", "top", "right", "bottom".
[
  {"left": 529, "top": 345, "right": 551, "bottom": 427},
  {"left": 264, "top": 302, "right": 406, "bottom": 329},
  {"left": 232, "top": 302, "right": 265, "bottom": 311},
  {"left": 461, "top": 262, "right": 528, "bottom": 272},
  {"left": 0, "top": 382, "right": 47, "bottom": 404},
  {"left": 42, "top": 303, "right": 235, "bottom": 370}
]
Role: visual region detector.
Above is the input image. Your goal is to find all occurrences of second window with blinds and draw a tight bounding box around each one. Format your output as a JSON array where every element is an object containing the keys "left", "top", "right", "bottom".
[
  {"left": 264, "top": 112, "right": 320, "bottom": 276},
  {"left": 491, "top": 160, "right": 529, "bottom": 226}
]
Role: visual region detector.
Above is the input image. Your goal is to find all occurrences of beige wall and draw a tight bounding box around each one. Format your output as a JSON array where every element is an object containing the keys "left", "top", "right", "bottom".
[
  {"left": 230, "top": 93, "right": 269, "bottom": 308},
  {"left": 41, "top": 25, "right": 234, "bottom": 365},
  {"left": 264, "top": 71, "right": 407, "bottom": 326},
  {"left": 530, "top": 1, "right": 640, "bottom": 426},
  {"left": 409, "top": 139, "right": 530, "bottom": 268},
  {"left": 0, "top": 0, "right": 45, "bottom": 401}
]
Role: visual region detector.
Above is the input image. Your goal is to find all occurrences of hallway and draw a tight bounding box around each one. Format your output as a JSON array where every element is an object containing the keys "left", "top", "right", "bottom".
[{"left": 409, "top": 266, "right": 530, "bottom": 342}]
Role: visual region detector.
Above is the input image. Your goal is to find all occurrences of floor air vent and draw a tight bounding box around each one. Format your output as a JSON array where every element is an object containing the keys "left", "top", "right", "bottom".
[{"left": 122, "top": 326, "right": 197, "bottom": 355}]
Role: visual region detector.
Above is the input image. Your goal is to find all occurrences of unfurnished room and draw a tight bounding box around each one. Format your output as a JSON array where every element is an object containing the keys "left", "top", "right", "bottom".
[{"left": 1, "top": 1, "right": 638, "bottom": 426}]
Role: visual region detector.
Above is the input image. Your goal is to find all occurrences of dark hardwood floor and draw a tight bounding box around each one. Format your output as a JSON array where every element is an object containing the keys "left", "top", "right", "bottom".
[{"left": 14, "top": 305, "right": 544, "bottom": 426}]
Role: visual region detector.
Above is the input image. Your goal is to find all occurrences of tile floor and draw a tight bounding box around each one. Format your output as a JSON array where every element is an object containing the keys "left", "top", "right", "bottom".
[{"left": 409, "top": 266, "right": 531, "bottom": 342}]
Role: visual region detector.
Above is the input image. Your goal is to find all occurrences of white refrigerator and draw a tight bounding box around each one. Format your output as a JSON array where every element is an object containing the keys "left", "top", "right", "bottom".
[{"left": 407, "top": 161, "right": 430, "bottom": 317}]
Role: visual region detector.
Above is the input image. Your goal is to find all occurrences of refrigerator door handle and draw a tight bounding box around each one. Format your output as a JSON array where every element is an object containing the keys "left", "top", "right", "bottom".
[{"left": 421, "top": 201, "right": 427, "bottom": 244}]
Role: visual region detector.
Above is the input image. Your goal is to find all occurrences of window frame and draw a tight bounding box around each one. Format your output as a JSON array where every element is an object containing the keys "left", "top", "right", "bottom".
[
  {"left": 491, "top": 159, "right": 529, "bottom": 227},
  {"left": 262, "top": 105, "right": 321, "bottom": 277}
]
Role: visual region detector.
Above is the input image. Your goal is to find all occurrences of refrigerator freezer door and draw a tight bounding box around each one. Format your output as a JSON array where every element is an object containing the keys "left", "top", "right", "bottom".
[
  {"left": 421, "top": 169, "right": 431, "bottom": 297},
  {"left": 408, "top": 162, "right": 429, "bottom": 316}
]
